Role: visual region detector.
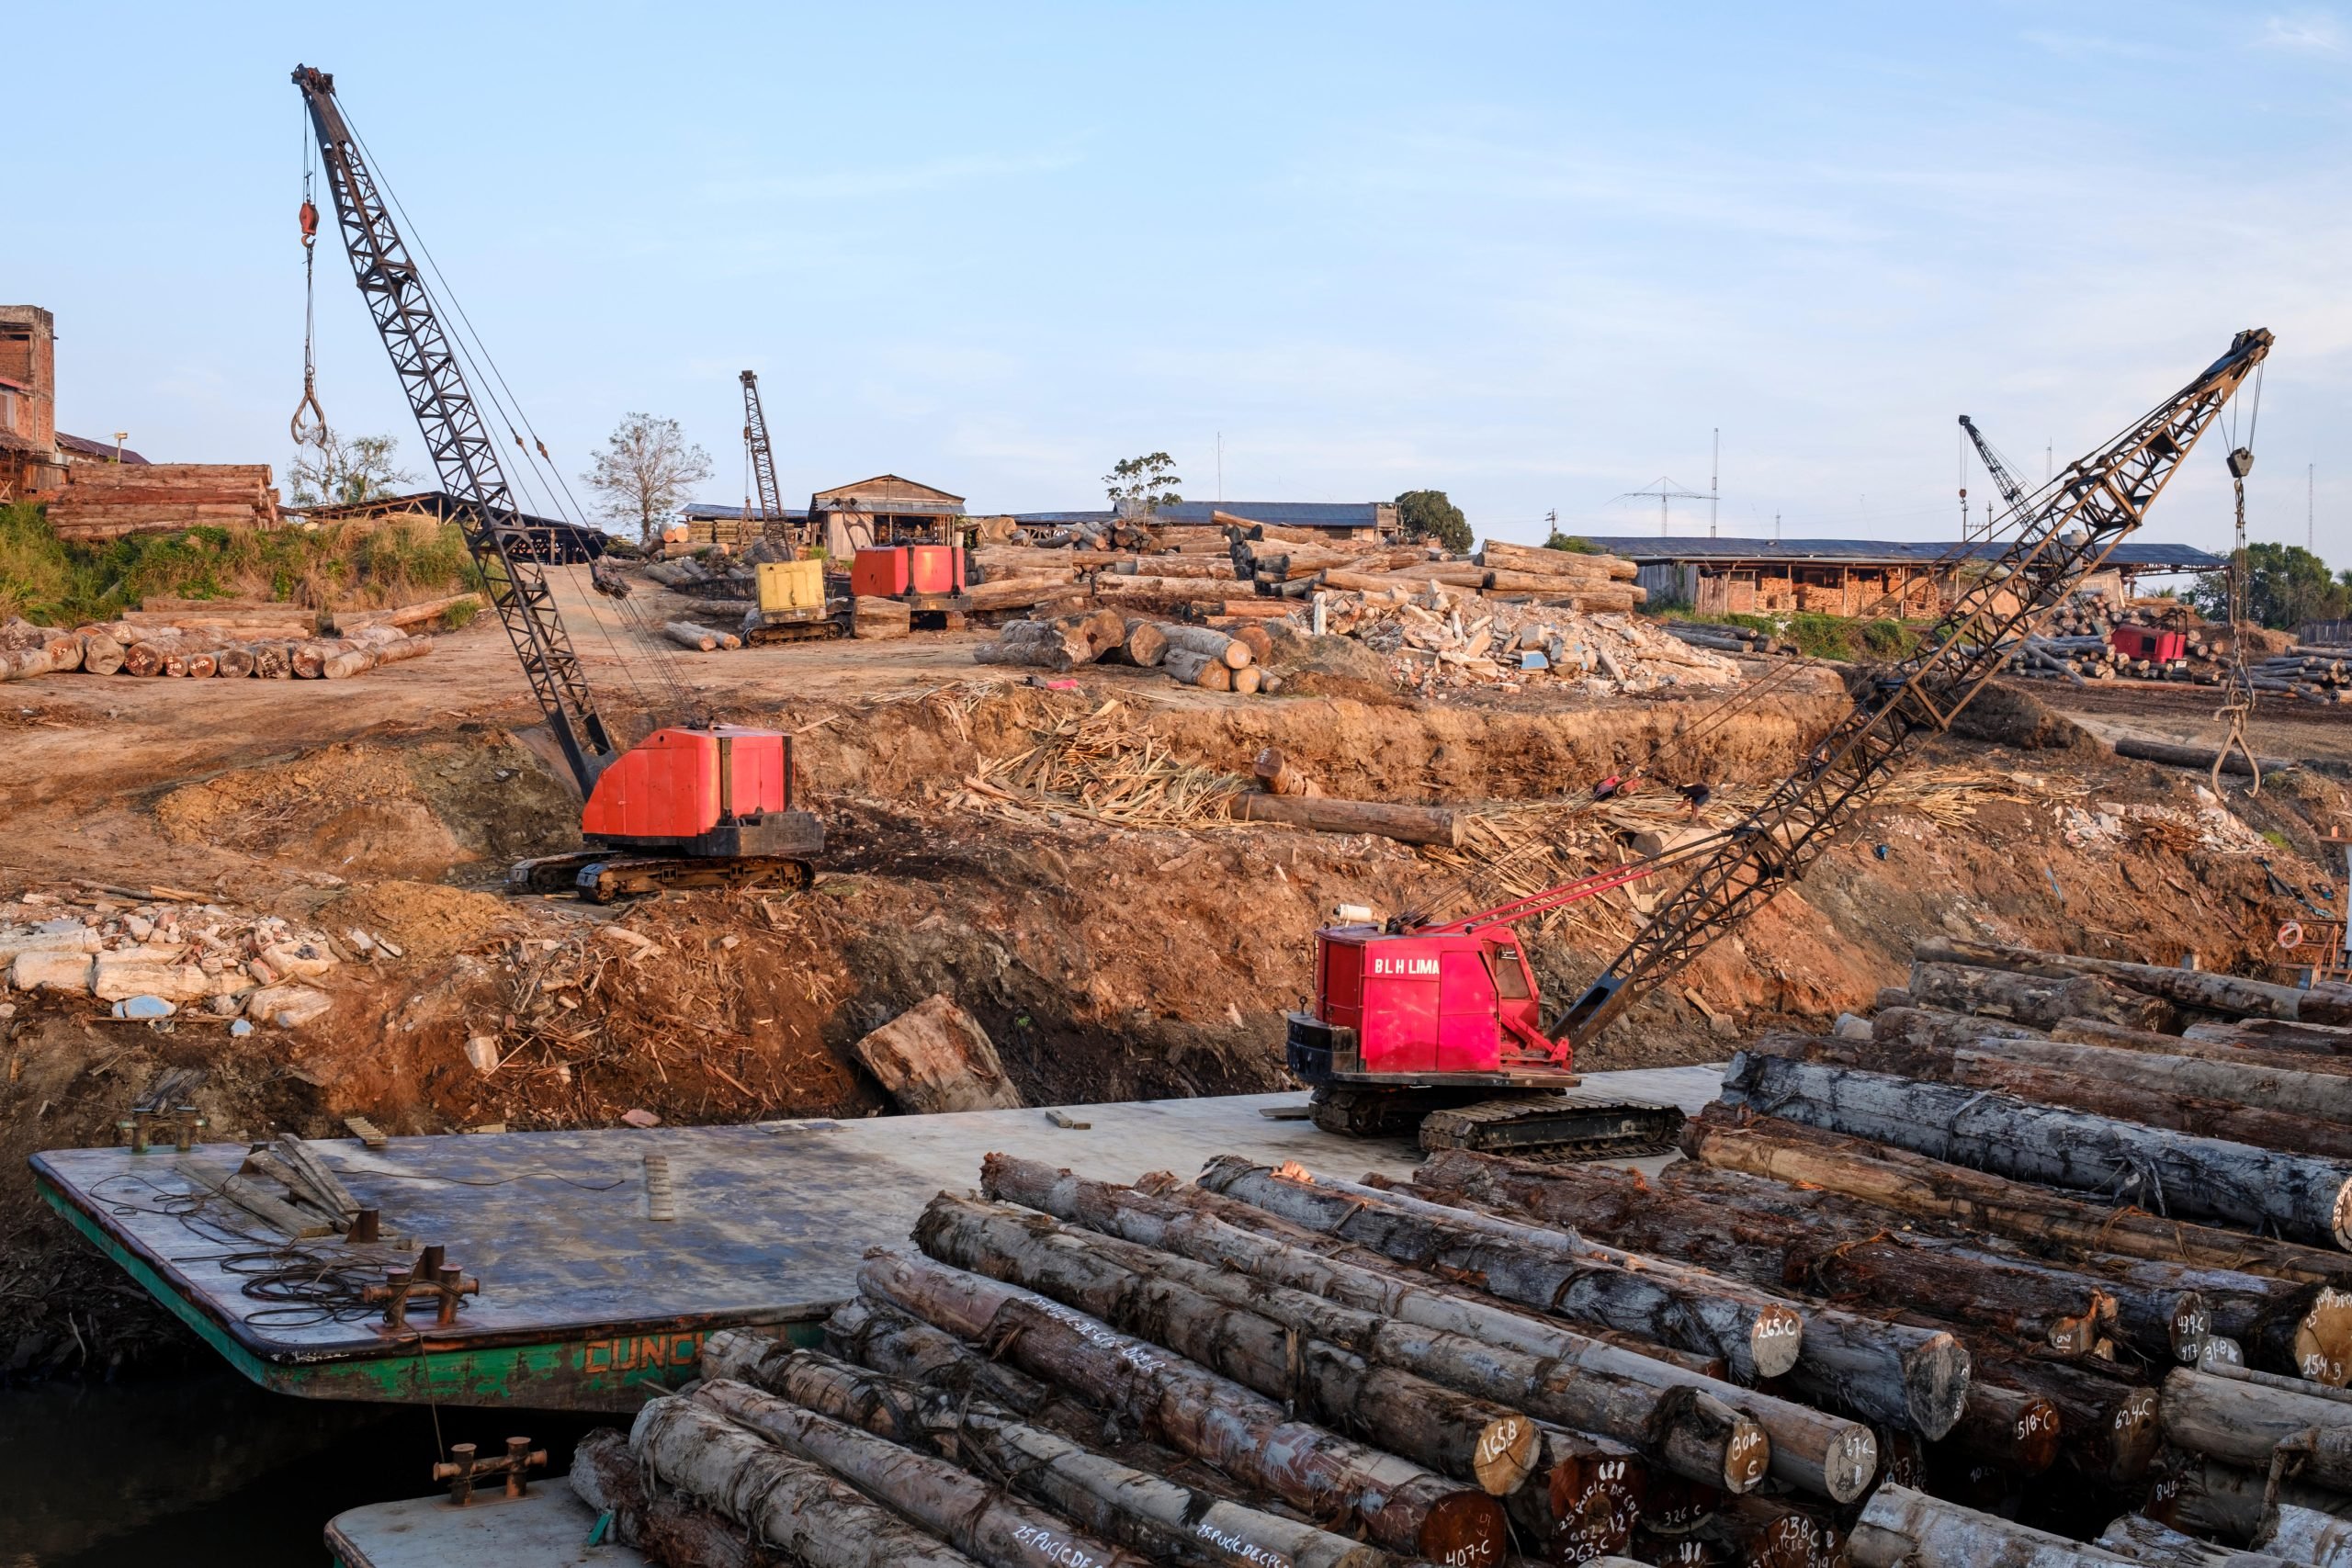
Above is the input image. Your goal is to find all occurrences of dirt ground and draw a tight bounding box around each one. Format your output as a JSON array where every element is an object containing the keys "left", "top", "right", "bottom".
[{"left": 7, "top": 567, "right": 2352, "bottom": 1378}]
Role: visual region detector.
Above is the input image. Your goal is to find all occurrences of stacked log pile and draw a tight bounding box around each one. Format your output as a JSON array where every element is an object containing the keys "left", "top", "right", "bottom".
[
  {"left": 1, "top": 612, "right": 442, "bottom": 683},
  {"left": 973, "top": 612, "right": 1279, "bottom": 695},
  {"left": 1493, "top": 931, "right": 2352, "bottom": 1561},
  {"left": 43, "top": 462, "right": 282, "bottom": 541},
  {"left": 2003, "top": 591, "right": 2348, "bottom": 701},
  {"left": 955, "top": 516, "right": 1736, "bottom": 695}
]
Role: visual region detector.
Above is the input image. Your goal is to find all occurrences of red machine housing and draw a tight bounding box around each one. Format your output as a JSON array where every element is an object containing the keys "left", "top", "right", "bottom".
[
  {"left": 851, "top": 545, "right": 965, "bottom": 599},
  {"left": 2110, "top": 625, "right": 2187, "bottom": 662},
  {"left": 580, "top": 727, "right": 819, "bottom": 857},
  {"left": 1288, "top": 921, "right": 1573, "bottom": 1087}
]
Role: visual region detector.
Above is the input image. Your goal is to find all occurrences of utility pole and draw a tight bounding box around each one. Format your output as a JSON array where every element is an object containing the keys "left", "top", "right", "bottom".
[
  {"left": 1774, "top": 512, "right": 1781, "bottom": 541},
  {"left": 1710, "top": 428, "right": 1720, "bottom": 538},
  {"left": 2311, "top": 462, "right": 2316, "bottom": 553}
]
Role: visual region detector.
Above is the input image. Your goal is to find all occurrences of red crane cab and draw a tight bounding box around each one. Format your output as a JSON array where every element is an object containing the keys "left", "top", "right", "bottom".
[
  {"left": 1286, "top": 919, "right": 1577, "bottom": 1089},
  {"left": 580, "top": 727, "right": 823, "bottom": 859}
]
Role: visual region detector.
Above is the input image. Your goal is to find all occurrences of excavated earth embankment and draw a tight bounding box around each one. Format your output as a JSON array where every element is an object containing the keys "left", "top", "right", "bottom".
[{"left": 3, "top": 660, "right": 2347, "bottom": 1375}]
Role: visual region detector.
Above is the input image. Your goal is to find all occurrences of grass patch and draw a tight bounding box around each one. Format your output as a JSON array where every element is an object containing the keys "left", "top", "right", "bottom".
[
  {"left": 0, "top": 502, "right": 481, "bottom": 626},
  {"left": 1662, "top": 607, "right": 1928, "bottom": 662}
]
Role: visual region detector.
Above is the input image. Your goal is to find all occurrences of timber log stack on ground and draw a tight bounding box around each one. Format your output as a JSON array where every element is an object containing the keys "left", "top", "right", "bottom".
[
  {"left": 0, "top": 595, "right": 475, "bottom": 684},
  {"left": 40, "top": 463, "right": 282, "bottom": 542},
  {"left": 564, "top": 937, "right": 2352, "bottom": 1567}
]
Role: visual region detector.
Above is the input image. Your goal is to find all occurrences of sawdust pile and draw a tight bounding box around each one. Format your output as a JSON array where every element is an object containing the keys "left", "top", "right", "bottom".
[{"left": 321, "top": 880, "right": 522, "bottom": 964}]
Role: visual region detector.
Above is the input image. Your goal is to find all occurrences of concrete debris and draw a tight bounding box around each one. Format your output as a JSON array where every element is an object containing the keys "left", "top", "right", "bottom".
[{"left": 0, "top": 890, "right": 341, "bottom": 1020}]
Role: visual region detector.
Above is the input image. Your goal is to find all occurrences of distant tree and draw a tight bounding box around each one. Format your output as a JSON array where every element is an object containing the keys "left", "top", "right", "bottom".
[
  {"left": 289, "top": 427, "right": 414, "bottom": 507},
  {"left": 1395, "top": 490, "right": 1471, "bottom": 554},
  {"left": 583, "top": 413, "right": 713, "bottom": 545},
  {"left": 1103, "top": 453, "right": 1182, "bottom": 516},
  {"left": 1542, "top": 530, "right": 1599, "bottom": 554},
  {"left": 2190, "top": 542, "right": 2346, "bottom": 630}
]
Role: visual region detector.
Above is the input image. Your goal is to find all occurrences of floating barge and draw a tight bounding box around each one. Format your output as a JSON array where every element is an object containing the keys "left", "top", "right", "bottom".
[
  {"left": 35, "top": 1072, "right": 1716, "bottom": 1412},
  {"left": 329, "top": 1485, "right": 636, "bottom": 1568}
]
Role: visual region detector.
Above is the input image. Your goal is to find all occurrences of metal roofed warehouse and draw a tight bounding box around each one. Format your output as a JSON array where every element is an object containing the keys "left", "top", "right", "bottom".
[{"left": 1573, "top": 536, "right": 2224, "bottom": 617}]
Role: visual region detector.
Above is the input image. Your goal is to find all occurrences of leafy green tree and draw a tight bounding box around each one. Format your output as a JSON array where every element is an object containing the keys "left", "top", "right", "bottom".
[
  {"left": 289, "top": 427, "right": 414, "bottom": 507},
  {"left": 1103, "top": 453, "right": 1182, "bottom": 515},
  {"left": 2190, "top": 541, "right": 2347, "bottom": 629},
  {"left": 1543, "top": 530, "right": 1598, "bottom": 554},
  {"left": 1395, "top": 489, "right": 1471, "bottom": 553}
]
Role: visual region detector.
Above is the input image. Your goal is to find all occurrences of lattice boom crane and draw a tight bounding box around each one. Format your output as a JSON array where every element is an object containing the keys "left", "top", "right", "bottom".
[
  {"left": 1288, "top": 329, "right": 2276, "bottom": 1153},
  {"left": 293, "top": 65, "right": 824, "bottom": 901}
]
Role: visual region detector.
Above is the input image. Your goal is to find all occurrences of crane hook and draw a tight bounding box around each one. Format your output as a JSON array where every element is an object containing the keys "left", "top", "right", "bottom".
[
  {"left": 299, "top": 198, "right": 319, "bottom": 251},
  {"left": 289, "top": 369, "right": 326, "bottom": 447}
]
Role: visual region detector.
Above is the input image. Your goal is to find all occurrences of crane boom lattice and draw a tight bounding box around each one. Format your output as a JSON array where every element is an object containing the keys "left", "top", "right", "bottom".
[
  {"left": 291, "top": 64, "right": 616, "bottom": 794},
  {"left": 1558, "top": 328, "right": 2274, "bottom": 1045}
]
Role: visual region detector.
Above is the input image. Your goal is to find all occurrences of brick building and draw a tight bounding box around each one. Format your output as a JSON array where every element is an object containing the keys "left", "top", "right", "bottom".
[{"left": 0, "top": 305, "right": 62, "bottom": 496}]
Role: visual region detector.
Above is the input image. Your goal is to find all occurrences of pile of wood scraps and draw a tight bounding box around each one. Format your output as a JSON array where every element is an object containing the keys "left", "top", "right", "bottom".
[
  {"left": 1324, "top": 592, "right": 1740, "bottom": 694},
  {"left": 951, "top": 698, "right": 1252, "bottom": 829}
]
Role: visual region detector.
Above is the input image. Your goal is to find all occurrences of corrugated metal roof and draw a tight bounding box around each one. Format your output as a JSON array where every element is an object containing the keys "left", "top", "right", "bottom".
[
  {"left": 1009, "top": 502, "right": 1386, "bottom": 529},
  {"left": 1570, "top": 536, "right": 2223, "bottom": 570},
  {"left": 682, "top": 502, "right": 809, "bottom": 522},
  {"left": 55, "top": 432, "right": 151, "bottom": 464}
]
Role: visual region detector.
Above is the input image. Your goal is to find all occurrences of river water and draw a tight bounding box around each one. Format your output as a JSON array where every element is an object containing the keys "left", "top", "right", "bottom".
[{"left": 2, "top": 1371, "right": 611, "bottom": 1564}]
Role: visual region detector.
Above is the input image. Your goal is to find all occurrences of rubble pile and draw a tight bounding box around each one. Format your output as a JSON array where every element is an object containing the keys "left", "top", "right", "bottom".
[{"left": 0, "top": 886, "right": 359, "bottom": 1027}]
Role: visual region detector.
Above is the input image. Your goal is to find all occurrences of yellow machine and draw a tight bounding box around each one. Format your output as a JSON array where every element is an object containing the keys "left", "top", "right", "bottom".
[{"left": 748, "top": 558, "right": 841, "bottom": 643}]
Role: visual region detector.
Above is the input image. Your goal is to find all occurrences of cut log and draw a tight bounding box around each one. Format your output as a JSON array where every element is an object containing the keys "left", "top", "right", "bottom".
[
  {"left": 978, "top": 1155, "right": 1870, "bottom": 1502},
  {"left": 1850, "top": 1483, "right": 2131, "bottom": 1567},
  {"left": 823, "top": 1297, "right": 1122, "bottom": 1452},
  {"left": 1229, "top": 795, "right": 1464, "bottom": 847},
  {"left": 1162, "top": 649, "right": 1235, "bottom": 690},
  {"left": 571, "top": 1427, "right": 786, "bottom": 1568},
  {"left": 2261, "top": 1504, "right": 2352, "bottom": 1567},
  {"left": 1679, "top": 1105, "right": 2352, "bottom": 1289},
  {"left": 1908, "top": 960, "right": 2176, "bottom": 1031},
  {"left": 1230, "top": 665, "right": 1262, "bottom": 694},
  {"left": 914, "top": 1193, "right": 1551, "bottom": 1499},
  {"left": 251, "top": 641, "right": 292, "bottom": 680},
  {"left": 1936, "top": 1379, "right": 2064, "bottom": 1475},
  {"left": 2096, "top": 1513, "right": 2291, "bottom": 1567},
  {"left": 1227, "top": 622, "right": 1272, "bottom": 663},
  {"left": 79, "top": 632, "right": 125, "bottom": 676},
  {"left": 2160, "top": 1367, "right": 2352, "bottom": 1491},
  {"left": 664, "top": 620, "right": 723, "bottom": 651},
  {"left": 973, "top": 638, "right": 1074, "bottom": 671},
  {"left": 965, "top": 576, "right": 1073, "bottom": 613},
  {"left": 1871, "top": 1004, "right": 2046, "bottom": 1049},
  {"left": 690, "top": 1379, "right": 1148, "bottom": 1568},
  {"left": 858, "top": 1250, "right": 1510, "bottom": 1563},
  {"left": 338, "top": 592, "right": 485, "bottom": 631},
  {"left": 703, "top": 1338, "right": 1388, "bottom": 1568},
  {"left": 213, "top": 646, "right": 256, "bottom": 678},
  {"left": 850, "top": 994, "right": 1021, "bottom": 1114},
  {"left": 1155, "top": 624, "right": 1251, "bottom": 669},
  {"left": 1478, "top": 539, "right": 1640, "bottom": 581},
  {"left": 1837, "top": 1032, "right": 2352, "bottom": 1161},
  {"left": 1665, "top": 1153, "right": 2347, "bottom": 1382},
  {"left": 2052, "top": 1017, "right": 2352, "bottom": 1080},
  {"left": 1239, "top": 1163, "right": 1805, "bottom": 1383},
  {"left": 854, "top": 596, "right": 913, "bottom": 640},
  {"left": 1720, "top": 1052, "right": 2352, "bottom": 1250},
  {"left": 1917, "top": 938, "right": 2352, "bottom": 1026},
  {"left": 1117, "top": 618, "right": 1167, "bottom": 668},
  {"left": 631, "top": 1397, "right": 979, "bottom": 1566},
  {"left": 1253, "top": 747, "right": 1323, "bottom": 797},
  {"left": 1383, "top": 1153, "right": 1975, "bottom": 1435}
]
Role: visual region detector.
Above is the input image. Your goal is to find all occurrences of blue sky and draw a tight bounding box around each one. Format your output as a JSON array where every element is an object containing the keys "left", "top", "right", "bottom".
[{"left": 11, "top": 4, "right": 2348, "bottom": 554}]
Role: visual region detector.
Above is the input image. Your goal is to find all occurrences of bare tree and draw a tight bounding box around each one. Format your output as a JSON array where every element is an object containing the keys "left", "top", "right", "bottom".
[
  {"left": 289, "top": 426, "right": 414, "bottom": 507},
  {"left": 582, "top": 413, "right": 714, "bottom": 544}
]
